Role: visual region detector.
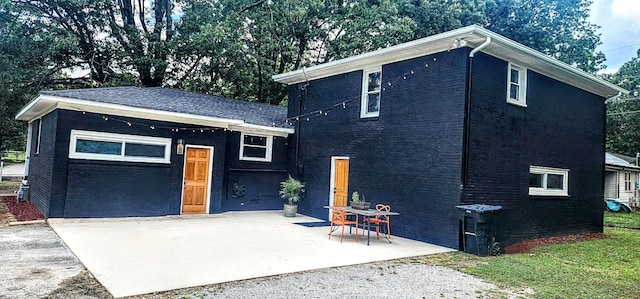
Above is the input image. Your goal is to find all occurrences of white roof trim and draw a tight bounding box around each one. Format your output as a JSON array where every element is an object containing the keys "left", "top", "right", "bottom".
[
  {"left": 16, "top": 94, "right": 294, "bottom": 137},
  {"left": 273, "top": 25, "right": 627, "bottom": 98}
]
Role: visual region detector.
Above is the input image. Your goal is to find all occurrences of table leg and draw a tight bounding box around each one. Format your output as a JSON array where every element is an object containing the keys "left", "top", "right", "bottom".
[{"left": 367, "top": 217, "right": 371, "bottom": 246}]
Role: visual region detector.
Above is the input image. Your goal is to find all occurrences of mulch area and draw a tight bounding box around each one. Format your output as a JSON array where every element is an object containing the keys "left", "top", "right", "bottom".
[
  {"left": 0, "top": 195, "right": 45, "bottom": 226},
  {"left": 504, "top": 232, "right": 608, "bottom": 254}
]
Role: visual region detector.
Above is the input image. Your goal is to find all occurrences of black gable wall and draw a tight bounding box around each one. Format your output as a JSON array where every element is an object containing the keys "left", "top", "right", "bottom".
[
  {"left": 290, "top": 48, "right": 470, "bottom": 247},
  {"left": 462, "top": 52, "right": 606, "bottom": 247}
]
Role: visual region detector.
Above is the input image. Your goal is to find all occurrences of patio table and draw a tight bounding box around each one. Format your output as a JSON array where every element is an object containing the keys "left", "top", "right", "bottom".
[{"left": 324, "top": 206, "right": 399, "bottom": 246}]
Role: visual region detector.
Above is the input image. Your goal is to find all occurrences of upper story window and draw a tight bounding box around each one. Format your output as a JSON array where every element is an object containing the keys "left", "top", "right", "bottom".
[
  {"left": 69, "top": 130, "right": 171, "bottom": 164},
  {"left": 529, "top": 166, "right": 569, "bottom": 196},
  {"left": 507, "top": 63, "right": 527, "bottom": 107},
  {"left": 239, "top": 133, "right": 273, "bottom": 162},
  {"left": 361, "top": 67, "right": 382, "bottom": 118}
]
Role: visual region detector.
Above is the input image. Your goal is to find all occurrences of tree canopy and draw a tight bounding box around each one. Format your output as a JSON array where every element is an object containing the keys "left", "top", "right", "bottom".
[
  {"left": 605, "top": 49, "right": 640, "bottom": 157},
  {"left": 0, "top": 0, "right": 612, "bottom": 151}
]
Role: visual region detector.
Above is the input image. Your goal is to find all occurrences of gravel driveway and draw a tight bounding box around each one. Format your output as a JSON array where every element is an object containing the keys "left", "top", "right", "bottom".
[{"left": 0, "top": 224, "right": 84, "bottom": 298}]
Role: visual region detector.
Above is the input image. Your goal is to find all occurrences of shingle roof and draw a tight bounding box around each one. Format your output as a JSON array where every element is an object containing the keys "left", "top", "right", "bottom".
[
  {"left": 606, "top": 152, "right": 640, "bottom": 169},
  {"left": 40, "top": 87, "right": 289, "bottom": 129}
]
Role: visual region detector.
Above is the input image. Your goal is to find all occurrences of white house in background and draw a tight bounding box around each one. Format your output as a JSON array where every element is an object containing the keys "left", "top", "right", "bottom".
[{"left": 605, "top": 152, "right": 640, "bottom": 207}]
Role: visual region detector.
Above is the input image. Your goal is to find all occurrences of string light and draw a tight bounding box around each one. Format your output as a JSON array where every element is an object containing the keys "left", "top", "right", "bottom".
[{"left": 286, "top": 56, "right": 440, "bottom": 124}]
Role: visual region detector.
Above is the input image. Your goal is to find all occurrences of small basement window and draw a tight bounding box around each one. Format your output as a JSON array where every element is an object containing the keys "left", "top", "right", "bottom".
[
  {"left": 507, "top": 63, "right": 527, "bottom": 107},
  {"left": 529, "top": 166, "right": 569, "bottom": 196},
  {"left": 361, "top": 67, "right": 382, "bottom": 118},
  {"left": 239, "top": 133, "right": 273, "bottom": 162},
  {"left": 69, "top": 130, "right": 171, "bottom": 163}
]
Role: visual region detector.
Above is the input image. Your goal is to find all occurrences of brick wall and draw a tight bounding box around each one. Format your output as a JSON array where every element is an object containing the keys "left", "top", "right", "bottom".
[
  {"left": 462, "top": 52, "right": 606, "bottom": 247},
  {"left": 289, "top": 49, "right": 470, "bottom": 247}
]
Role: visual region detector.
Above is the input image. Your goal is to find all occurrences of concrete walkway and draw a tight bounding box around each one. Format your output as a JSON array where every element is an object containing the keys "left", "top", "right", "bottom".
[
  {"left": 0, "top": 162, "right": 25, "bottom": 178},
  {"left": 49, "top": 211, "right": 454, "bottom": 298}
]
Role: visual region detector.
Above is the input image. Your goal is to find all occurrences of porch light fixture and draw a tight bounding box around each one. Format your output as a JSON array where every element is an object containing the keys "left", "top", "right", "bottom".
[{"left": 176, "top": 139, "right": 185, "bottom": 155}]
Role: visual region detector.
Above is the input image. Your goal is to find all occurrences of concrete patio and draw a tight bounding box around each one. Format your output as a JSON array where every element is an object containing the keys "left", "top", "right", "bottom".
[{"left": 49, "top": 211, "right": 454, "bottom": 298}]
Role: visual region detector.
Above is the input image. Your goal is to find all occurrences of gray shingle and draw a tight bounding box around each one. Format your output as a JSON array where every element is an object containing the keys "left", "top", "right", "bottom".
[{"left": 41, "top": 87, "right": 289, "bottom": 128}]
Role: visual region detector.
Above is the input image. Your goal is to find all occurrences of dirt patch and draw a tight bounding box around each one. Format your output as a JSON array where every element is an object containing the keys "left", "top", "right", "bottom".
[
  {"left": 0, "top": 199, "right": 16, "bottom": 227},
  {"left": 44, "top": 270, "right": 112, "bottom": 299},
  {"left": 1, "top": 195, "right": 44, "bottom": 222},
  {"left": 505, "top": 232, "right": 608, "bottom": 254}
]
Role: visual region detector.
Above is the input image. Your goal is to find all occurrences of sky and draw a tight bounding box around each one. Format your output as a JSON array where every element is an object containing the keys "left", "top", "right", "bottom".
[{"left": 589, "top": 0, "right": 640, "bottom": 73}]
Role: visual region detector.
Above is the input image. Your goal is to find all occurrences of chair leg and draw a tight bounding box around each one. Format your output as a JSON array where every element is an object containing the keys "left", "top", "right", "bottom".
[
  {"left": 375, "top": 224, "right": 380, "bottom": 240},
  {"left": 340, "top": 224, "right": 345, "bottom": 243},
  {"left": 328, "top": 222, "right": 334, "bottom": 240},
  {"left": 387, "top": 222, "right": 391, "bottom": 239}
]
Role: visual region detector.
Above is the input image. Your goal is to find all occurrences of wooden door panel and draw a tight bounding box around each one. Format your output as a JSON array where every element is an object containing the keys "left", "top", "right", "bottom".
[
  {"left": 334, "top": 159, "right": 349, "bottom": 207},
  {"left": 182, "top": 147, "right": 211, "bottom": 214}
]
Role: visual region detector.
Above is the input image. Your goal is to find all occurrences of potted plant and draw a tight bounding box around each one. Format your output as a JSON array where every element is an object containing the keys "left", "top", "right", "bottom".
[
  {"left": 350, "top": 191, "right": 371, "bottom": 210},
  {"left": 279, "top": 175, "right": 305, "bottom": 217}
]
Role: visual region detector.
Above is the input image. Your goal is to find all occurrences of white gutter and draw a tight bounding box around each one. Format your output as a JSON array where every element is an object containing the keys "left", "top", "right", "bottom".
[
  {"left": 605, "top": 92, "right": 623, "bottom": 104},
  {"left": 469, "top": 36, "right": 491, "bottom": 57}
]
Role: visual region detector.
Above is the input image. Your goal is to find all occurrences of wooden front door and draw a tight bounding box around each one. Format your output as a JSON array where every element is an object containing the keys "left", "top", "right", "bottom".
[
  {"left": 182, "top": 147, "right": 211, "bottom": 214},
  {"left": 333, "top": 159, "right": 350, "bottom": 207}
]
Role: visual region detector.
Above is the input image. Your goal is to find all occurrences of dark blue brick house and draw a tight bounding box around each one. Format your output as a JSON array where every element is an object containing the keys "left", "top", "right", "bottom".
[
  {"left": 15, "top": 87, "right": 293, "bottom": 218},
  {"left": 273, "top": 25, "right": 627, "bottom": 249}
]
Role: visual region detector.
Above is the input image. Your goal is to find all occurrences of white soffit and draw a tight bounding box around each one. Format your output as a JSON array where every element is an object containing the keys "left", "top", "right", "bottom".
[{"left": 273, "top": 25, "right": 627, "bottom": 98}]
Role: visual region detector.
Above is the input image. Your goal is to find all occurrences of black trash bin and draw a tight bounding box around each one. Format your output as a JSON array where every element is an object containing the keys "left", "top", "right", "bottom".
[{"left": 456, "top": 204, "right": 502, "bottom": 256}]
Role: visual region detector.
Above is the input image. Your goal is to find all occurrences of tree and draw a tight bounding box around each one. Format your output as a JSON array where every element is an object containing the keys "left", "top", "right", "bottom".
[
  {"left": 466, "top": 0, "right": 606, "bottom": 73},
  {"left": 0, "top": 0, "right": 610, "bottom": 150},
  {"left": 605, "top": 49, "right": 640, "bottom": 156}
]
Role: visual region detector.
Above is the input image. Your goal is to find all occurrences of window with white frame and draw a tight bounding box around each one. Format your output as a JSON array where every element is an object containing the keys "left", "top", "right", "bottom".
[
  {"left": 624, "top": 172, "right": 632, "bottom": 191},
  {"left": 69, "top": 130, "right": 171, "bottom": 163},
  {"left": 507, "top": 63, "right": 527, "bottom": 106},
  {"left": 239, "top": 133, "right": 273, "bottom": 162},
  {"left": 361, "top": 67, "right": 382, "bottom": 118},
  {"left": 529, "top": 166, "right": 569, "bottom": 196}
]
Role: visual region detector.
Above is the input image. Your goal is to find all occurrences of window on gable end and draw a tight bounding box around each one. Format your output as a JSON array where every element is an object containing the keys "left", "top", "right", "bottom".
[
  {"left": 507, "top": 63, "right": 527, "bottom": 107},
  {"left": 361, "top": 67, "right": 381, "bottom": 118}
]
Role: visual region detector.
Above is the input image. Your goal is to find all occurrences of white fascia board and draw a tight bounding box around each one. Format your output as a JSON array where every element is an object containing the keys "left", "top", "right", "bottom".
[
  {"left": 17, "top": 94, "right": 242, "bottom": 127},
  {"left": 273, "top": 25, "right": 628, "bottom": 98},
  {"left": 230, "top": 123, "right": 294, "bottom": 137},
  {"left": 272, "top": 26, "right": 480, "bottom": 84},
  {"left": 471, "top": 26, "right": 628, "bottom": 97},
  {"left": 17, "top": 94, "right": 294, "bottom": 136}
]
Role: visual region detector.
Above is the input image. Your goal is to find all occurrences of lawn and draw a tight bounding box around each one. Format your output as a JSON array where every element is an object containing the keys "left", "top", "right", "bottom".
[
  {"left": 604, "top": 211, "right": 640, "bottom": 229},
  {"left": 421, "top": 226, "right": 640, "bottom": 299},
  {"left": 2, "top": 151, "right": 26, "bottom": 163}
]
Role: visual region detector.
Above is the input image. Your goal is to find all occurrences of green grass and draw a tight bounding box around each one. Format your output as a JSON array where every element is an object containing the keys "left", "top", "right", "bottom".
[
  {"left": 420, "top": 227, "right": 640, "bottom": 299},
  {"left": 605, "top": 212, "right": 640, "bottom": 229},
  {"left": 2, "top": 151, "right": 26, "bottom": 163}
]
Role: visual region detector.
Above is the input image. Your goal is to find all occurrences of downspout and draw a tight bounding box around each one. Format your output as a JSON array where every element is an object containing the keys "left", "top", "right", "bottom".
[
  {"left": 23, "top": 121, "right": 33, "bottom": 180},
  {"left": 295, "top": 85, "right": 303, "bottom": 177},
  {"left": 462, "top": 37, "right": 492, "bottom": 187}
]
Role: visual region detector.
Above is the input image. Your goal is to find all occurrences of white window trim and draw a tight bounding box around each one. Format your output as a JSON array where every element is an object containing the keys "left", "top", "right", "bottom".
[
  {"left": 529, "top": 166, "right": 569, "bottom": 196},
  {"left": 35, "top": 118, "right": 42, "bottom": 154},
  {"left": 239, "top": 132, "right": 273, "bottom": 162},
  {"left": 68, "top": 129, "right": 172, "bottom": 164},
  {"left": 507, "top": 63, "right": 527, "bottom": 107},
  {"left": 360, "top": 67, "right": 382, "bottom": 118}
]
